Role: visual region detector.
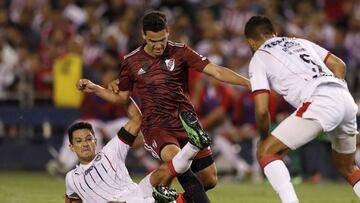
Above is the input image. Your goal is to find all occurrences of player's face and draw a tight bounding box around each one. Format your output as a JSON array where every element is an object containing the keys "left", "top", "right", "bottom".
[
  {"left": 70, "top": 129, "right": 97, "bottom": 164},
  {"left": 143, "top": 29, "right": 169, "bottom": 57}
]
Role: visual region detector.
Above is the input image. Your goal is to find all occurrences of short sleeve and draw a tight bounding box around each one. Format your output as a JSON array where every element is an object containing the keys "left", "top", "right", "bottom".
[
  {"left": 249, "top": 54, "right": 270, "bottom": 93},
  {"left": 307, "top": 40, "right": 331, "bottom": 62},
  {"left": 65, "top": 172, "right": 81, "bottom": 200},
  {"left": 183, "top": 46, "right": 210, "bottom": 72},
  {"left": 118, "top": 60, "right": 134, "bottom": 91}
]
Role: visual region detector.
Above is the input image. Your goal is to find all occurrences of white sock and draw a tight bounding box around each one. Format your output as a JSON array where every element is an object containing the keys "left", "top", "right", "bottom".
[
  {"left": 264, "top": 160, "right": 299, "bottom": 203},
  {"left": 171, "top": 143, "right": 199, "bottom": 174},
  {"left": 349, "top": 170, "right": 360, "bottom": 198},
  {"left": 353, "top": 181, "right": 360, "bottom": 198}
]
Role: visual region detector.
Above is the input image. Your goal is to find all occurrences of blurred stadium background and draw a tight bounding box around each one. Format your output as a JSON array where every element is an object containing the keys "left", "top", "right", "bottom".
[{"left": 0, "top": 0, "right": 360, "bottom": 202}]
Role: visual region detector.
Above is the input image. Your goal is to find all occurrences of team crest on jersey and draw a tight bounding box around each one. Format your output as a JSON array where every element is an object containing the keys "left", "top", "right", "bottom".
[
  {"left": 95, "top": 154, "right": 102, "bottom": 161},
  {"left": 165, "top": 58, "right": 175, "bottom": 71}
]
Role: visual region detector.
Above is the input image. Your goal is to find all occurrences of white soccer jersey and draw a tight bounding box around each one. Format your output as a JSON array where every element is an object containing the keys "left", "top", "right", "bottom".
[
  {"left": 65, "top": 136, "right": 139, "bottom": 203},
  {"left": 249, "top": 37, "right": 346, "bottom": 108}
]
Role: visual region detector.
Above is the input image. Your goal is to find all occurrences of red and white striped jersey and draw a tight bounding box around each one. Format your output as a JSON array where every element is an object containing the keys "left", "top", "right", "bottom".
[{"left": 65, "top": 136, "right": 137, "bottom": 203}]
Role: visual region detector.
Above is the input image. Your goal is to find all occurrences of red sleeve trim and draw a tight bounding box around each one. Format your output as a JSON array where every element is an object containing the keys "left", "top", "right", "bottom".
[
  {"left": 252, "top": 89, "right": 270, "bottom": 96},
  {"left": 324, "top": 52, "right": 332, "bottom": 63}
]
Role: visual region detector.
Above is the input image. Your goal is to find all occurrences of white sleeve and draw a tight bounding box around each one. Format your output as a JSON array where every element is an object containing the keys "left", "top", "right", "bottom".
[
  {"left": 65, "top": 172, "right": 81, "bottom": 200},
  {"left": 249, "top": 54, "right": 270, "bottom": 92},
  {"left": 102, "top": 135, "right": 130, "bottom": 163},
  {"left": 307, "top": 40, "right": 330, "bottom": 61}
]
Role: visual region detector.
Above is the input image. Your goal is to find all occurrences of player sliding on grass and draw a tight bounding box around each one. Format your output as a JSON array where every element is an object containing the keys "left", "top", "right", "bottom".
[
  {"left": 245, "top": 15, "right": 360, "bottom": 203},
  {"left": 65, "top": 92, "right": 212, "bottom": 202}
]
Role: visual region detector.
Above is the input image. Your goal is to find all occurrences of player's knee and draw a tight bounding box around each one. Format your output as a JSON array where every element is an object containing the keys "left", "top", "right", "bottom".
[
  {"left": 256, "top": 142, "right": 268, "bottom": 161},
  {"left": 201, "top": 173, "right": 217, "bottom": 190}
]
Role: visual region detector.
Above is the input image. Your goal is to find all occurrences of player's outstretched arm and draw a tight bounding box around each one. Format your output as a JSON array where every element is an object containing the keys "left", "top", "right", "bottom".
[
  {"left": 202, "top": 63, "right": 251, "bottom": 88},
  {"left": 122, "top": 97, "right": 142, "bottom": 136},
  {"left": 76, "top": 78, "right": 129, "bottom": 105}
]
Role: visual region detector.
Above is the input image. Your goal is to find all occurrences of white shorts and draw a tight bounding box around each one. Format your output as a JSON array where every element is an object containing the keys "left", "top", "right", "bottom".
[{"left": 272, "top": 84, "right": 358, "bottom": 154}]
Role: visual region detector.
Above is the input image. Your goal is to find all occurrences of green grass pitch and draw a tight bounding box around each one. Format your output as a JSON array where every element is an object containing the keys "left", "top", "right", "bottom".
[{"left": 0, "top": 171, "right": 359, "bottom": 203}]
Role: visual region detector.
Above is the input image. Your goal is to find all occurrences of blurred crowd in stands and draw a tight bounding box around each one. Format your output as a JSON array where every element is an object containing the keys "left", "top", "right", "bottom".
[{"left": 1, "top": 0, "right": 360, "bottom": 183}]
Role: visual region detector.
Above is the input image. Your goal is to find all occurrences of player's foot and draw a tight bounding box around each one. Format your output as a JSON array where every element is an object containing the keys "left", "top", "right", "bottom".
[
  {"left": 153, "top": 185, "right": 178, "bottom": 203},
  {"left": 179, "top": 111, "right": 211, "bottom": 149}
]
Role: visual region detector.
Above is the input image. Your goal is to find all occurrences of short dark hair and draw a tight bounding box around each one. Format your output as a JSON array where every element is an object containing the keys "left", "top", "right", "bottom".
[
  {"left": 68, "top": 122, "right": 95, "bottom": 144},
  {"left": 244, "top": 16, "right": 276, "bottom": 40},
  {"left": 142, "top": 11, "right": 167, "bottom": 33}
]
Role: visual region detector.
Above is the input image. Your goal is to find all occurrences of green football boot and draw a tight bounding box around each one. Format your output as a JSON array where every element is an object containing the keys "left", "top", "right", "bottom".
[
  {"left": 179, "top": 111, "right": 211, "bottom": 149},
  {"left": 152, "top": 185, "right": 178, "bottom": 203}
]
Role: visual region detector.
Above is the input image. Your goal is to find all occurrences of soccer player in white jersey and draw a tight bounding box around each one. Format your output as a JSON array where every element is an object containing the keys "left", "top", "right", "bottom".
[
  {"left": 244, "top": 16, "right": 360, "bottom": 203},
  {"left": 65, "top": 98, "right": 211, "bottom": 203}
]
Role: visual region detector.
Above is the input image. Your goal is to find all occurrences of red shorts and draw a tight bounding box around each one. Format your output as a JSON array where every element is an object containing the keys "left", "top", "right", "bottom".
[{"left": 143, "top": 127, "right": 212, "bottom": 160}]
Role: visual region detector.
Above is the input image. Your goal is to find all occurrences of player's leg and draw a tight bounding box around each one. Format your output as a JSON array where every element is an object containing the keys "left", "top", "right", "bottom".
[
  {"left": 160, "top": 144, "right": 211, "bottom": 203},
  {"left": 258, "top": 115, "right": 323, "bottom": 203},
  {"left": 179, "top": 112, "right": 217, "bottom": 190},
  {"left": 137, "top": 172, "right": 178, "bottom": 203},
  {"left": 137, "top": 141, "right": 208, "bottom": 203},
  {"left": 330, "top": 132, "right": 360, "bottom": 197},
  {"left": 330, "top": 87, "right": 360, "bottom": 197},
  {"left": 142, "top": 113, "right": 212, "bottom": 203}
]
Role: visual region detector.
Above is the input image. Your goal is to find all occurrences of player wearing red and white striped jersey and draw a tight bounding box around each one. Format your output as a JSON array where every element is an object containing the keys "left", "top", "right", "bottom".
[
  {"left": 64, "top": 110, "right": 210, "bottom": 203},
  {"left": 245, "top": 15, "right": 359, "bottom": 203}
]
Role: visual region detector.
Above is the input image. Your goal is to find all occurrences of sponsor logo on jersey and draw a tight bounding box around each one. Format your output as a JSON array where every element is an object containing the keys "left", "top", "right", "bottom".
[
  {"left": 165, "top": 58, "right": 175, "bottom": 71},
  {"left": 137, "top": 68, "right": 146, "bottom": 75},
  {"left": 95, "top": 154, "right": 102, "bottom": 161}
]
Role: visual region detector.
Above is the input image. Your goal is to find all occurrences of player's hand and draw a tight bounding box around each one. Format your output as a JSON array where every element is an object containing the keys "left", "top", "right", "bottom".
[
  {"left": 108, "top": 79, "right": 120, "bottom": 94},
  {"left": 76, "top": 79, "right": 98, "bottom": 93}
]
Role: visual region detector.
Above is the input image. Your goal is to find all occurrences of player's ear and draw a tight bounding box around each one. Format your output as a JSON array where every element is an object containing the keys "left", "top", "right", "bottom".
[
  {"left": 69, "top": 144, "right": 75, "bottom": 152},
  {"left": 247, "top": 39, "right": 257, "bottom": 51},
  {"left": 142, "top": 32, "right": 146, "bottom": 40}
]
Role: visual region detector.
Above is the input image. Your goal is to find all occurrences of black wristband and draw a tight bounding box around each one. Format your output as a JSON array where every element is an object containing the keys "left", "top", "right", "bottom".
[{"left": 117, "top": 127, "right": 136, "bottom": 146}]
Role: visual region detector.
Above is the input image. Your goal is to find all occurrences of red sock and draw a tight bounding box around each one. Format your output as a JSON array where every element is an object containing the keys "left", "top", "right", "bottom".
[
  {"left": 348, "top": 169, "right": 360, "bottom": 186},
  {"left": 176, "top": 193, "right": 187, "bottom": 203},
  {"left": 259, "top": 155, "right": 282, "bottom": 169}
]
